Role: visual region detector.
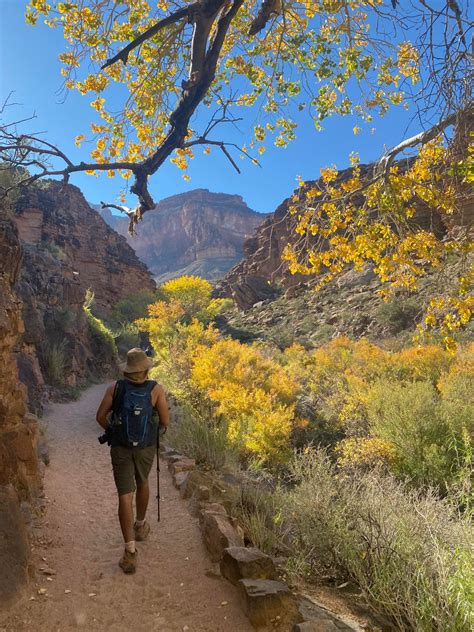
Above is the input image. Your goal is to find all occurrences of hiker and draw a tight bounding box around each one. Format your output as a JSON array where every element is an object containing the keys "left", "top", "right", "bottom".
[{"left": 96, "top": 348, "right": 169, "bottom": 574}]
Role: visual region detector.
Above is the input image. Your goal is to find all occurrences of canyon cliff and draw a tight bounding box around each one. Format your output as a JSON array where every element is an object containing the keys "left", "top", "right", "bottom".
[
  {"left": 96, "top": 189, "right": 266, "bottom": 283},
  {"left": 217, "top": 161, "right": 472, "bottom": 347},
  {"left": 12, "top": 181, "right": 156, "bottom": 411},
  {"left": 0, "top": 210, "right": 41, "bottom": 606}
]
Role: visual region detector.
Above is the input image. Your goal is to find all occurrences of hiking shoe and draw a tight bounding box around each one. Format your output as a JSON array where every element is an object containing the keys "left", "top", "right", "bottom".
[
  {"left": 119, "top": 549, "right": 138, "bottom": 574},
  {"left": 134, "top": 520, "right": 151, "bottom": 542}
]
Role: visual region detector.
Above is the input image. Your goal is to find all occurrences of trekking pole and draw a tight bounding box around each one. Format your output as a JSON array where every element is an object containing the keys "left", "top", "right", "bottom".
[{"left": 156, "top": 427, "right": 161, "bottom": 523}]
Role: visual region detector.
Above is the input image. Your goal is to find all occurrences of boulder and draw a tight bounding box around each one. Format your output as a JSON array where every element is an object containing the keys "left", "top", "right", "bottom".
[
  {"left": 181, "top": 469, "right": 217, "bottom": 500},
  {"left": 199, "top": 505, "right": 243, "bottom": 562},
  {"left": 0, "top": 486, "right": 31, "bottom": 605},
  {"left": 221, "top": 547, "right": 277, "bottom": 585},
  {"left": 238, "top": 579, "right": 300, "bottom": 629},
  {"left": 296, "top": 597, "right": 355, "bottom": 631},
  {"left": 160, "top": 444, "right": 181, "bottom": 459},
  {"left": 172, "top": 471, "right": 189, "bottom": 490},
  {"left": 294, "top": 623, "right": 340, "bottom": 632},
  {"left": 168, "top": 457, "right": 196, "bottom": 475}
]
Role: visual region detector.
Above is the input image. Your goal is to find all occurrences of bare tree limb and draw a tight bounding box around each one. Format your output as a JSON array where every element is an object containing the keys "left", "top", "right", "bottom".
[{"left": 378, "top": 110, "right": 459, "bottom": 176}]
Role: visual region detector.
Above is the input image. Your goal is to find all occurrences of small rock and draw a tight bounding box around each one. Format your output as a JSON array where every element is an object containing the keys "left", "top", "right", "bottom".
[
  {"left": 88, "top": 592, "right": 96, "bottom": 597},
  {"left": 39, "top": 566, "right": 56, "bottom": 576},
  {"left": 64, "top": 589, "right": 71, "bottom": 594},
  {"left": 37, "top": 588, "right": 47, "bottom": 595}
]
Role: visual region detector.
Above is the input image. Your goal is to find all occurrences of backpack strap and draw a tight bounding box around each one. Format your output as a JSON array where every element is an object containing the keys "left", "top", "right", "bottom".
[
  {"left": 144, "top": 379, "right": 157, "bottom": 395},
  {"left": 112, "top": 380, "right": 125, "bottom": 416}
]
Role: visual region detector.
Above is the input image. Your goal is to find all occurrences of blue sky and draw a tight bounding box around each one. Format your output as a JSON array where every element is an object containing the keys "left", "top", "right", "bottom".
[{"left": 1, "top": 0, "right": 418, "bottom": 214}]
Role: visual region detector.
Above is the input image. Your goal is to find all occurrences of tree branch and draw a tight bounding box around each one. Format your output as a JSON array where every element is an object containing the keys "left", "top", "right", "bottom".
[
  {"left": 248, "top": 0, "right": 281, "bottom": 36},
  {"left": 378, "top": 110, "right": 458, "bottom": 176},
  {"left": 101, "top": 5, "right": 193, "bottom": 69}
]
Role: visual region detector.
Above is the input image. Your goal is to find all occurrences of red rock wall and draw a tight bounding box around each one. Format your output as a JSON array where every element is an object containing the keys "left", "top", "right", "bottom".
[
  {"left": 11, "top": 181, "right": 157, "bottom": 411},
  {"left": 15, "top": 181, "right": 156, "bottom": 316},
  {"left": 0, "top": 213, "right": 40, "bottom": 605}
]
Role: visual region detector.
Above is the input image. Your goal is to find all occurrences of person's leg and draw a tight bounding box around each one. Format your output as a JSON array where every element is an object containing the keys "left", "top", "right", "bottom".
[
  {"left": 118, "top": 495, "right": 138, "bottom": 573},
  {"left": 133, "top": 446, "right": 155, "bottom": 540},
  {"left": 136, "top": 482, "right": 149, "bottom": 522},
  {"left": 111, "top": 447, "right": 138, "bottom": 572},
  {"left": 118, "top": 492, "right": 135, "bottom": 543}
]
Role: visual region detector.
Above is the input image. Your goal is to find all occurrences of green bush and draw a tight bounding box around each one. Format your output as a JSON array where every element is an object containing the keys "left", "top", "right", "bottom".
[
  {"left": 51, "top": 305, "right": 77, "bottom": 332},
  {"left": 110, "top": 290, "right": 156, "bottom": 327},
  {"left": 41, "top": 339, "right": 68, "bottom": 386},
  {"left": 44, "top": 242, "right": 67, "bottom": 261},
  {"left": 366, "top": 378, "right": 473, "bottom": 492},
  {"left": 84, "top": 289, "right": 117, "bottom": 356},
  {"left": 165, "top": 400, "right": 234, "bottom": 471},
  {"left": 113, "top": 322, "right": 141, "bottom": 356},
  {"left": 234, "top": 482, "right": 288, "bottom": 555},
  {"left": 376, "top": 296, "right": 422, "bottom": 333},
  {"left": 282, "top": 449, "right": 473, "bottom": 631}
]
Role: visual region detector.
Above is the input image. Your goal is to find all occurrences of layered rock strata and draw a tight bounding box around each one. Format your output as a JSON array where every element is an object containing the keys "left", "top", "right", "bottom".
[
  {"left": 97, "top": 189, "right": 267, "bottom": 282},
  {"left": 15, "top": 181, "right": 155, "bottom": 315}
]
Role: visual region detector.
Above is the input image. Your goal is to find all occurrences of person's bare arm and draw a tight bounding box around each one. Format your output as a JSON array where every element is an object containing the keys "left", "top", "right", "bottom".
[
  {"left": 153, "top": 384, "right": 170, "bottom": 428},
  {"left": 96, "top": 384, "right": 115, "bottom": 429}
]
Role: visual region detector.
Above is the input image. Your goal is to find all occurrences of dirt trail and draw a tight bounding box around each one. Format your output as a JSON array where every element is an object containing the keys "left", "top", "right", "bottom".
[{"left": 1, "top": 384, "right": 253, "bottom": 632}]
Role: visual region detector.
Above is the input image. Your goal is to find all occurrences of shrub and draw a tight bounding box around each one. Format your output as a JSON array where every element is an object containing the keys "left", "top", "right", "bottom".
[
  {"left": 41, "top": 339, "right": 68, "bottom": 386},
  {"left": 234, "top": 482, "right": 287, "bottom": 554},
  {"left": 391, "top": 344, "right": 454, "bottom": 383},
  {"left": 51, "top": 305, "right": 76, "bottom": 332},
  {"left": 83, "top": 289, "right": 117, "bottom": 356},
  {"left": 113, "top": 322, "right": 141, "bottom": 356},
  {"left": 366, "top": 378, "right": 472, "bottom": 492},
  {"left": 376, "top": 296, "right": 422, "bottom": 333},
  {"left": 157, "top": 276, "right": 227, "bottom": 324},
  {"left": 44, "top": 242, "right": 67, "bottom": 261},
  {"left": 165, "top": 401, "right": 234, "bottom": 470},
  {"left": 191, "top": 338, "right": 299, "bottom": 465},
  {"left": 283, "top": 449, "right": 473, "bottom": 631},
  {"left": 336, "top": 436, "right": 396, "bottom": 471},
  {"left": 109, "top": 290, "right": 156, "bottom": 327}
]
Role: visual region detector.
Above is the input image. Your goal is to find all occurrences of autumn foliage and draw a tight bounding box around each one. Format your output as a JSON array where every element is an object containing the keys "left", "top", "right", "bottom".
[{"left": 138, "top": 276, "right": 472, "bottom": 493}]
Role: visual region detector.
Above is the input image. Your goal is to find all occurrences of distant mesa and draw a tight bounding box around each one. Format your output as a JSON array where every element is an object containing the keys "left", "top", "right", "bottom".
[{"left": 93, "top": 189, "right": 268, "bottom": 283}]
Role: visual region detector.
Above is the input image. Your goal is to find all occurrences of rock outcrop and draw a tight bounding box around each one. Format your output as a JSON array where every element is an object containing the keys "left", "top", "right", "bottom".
[
  {"left": 12, "top": 181, "right": 156, "bottom": 411},
  {"left": 0, "top": 211, "right": 41, "bottom": 606},
  {"left": 15, "top": 181, "right": 155, "bottom": 316},
  {"left": 217, "top": 152, "right": 473, "bottom": 345},
  {"left": 96, "top": 189, "right": 267, "bottom": 283}
]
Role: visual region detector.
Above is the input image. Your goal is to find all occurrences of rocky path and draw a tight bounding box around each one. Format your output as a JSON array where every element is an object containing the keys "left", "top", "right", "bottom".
[{"left": 0, "top": 384, "right": 253, "bottom": 632}]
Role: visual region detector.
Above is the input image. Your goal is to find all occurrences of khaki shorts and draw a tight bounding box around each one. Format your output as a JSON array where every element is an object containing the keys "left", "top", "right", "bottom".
[{"left": 110, "top": 445, "right": 156, "bottom": 496}]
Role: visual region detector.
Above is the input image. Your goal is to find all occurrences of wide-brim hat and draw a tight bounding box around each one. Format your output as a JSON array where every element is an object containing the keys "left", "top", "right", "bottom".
[{"left": 119, "top": 348, "right": 154, "bottom": 374}]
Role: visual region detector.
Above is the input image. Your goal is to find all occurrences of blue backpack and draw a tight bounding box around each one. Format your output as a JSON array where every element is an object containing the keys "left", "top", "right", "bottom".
[{"left": 111, "top": 380, "right": 157, "bottom": 448}]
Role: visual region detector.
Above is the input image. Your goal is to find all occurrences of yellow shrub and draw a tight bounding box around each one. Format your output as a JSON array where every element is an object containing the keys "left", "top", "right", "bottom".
[
  {"left": 158, "top": 275, "right": 228, "bottom": 324},
  {"left": 336, "top": 437, "right": 397, "bottom": 469},
  {"left": 191, "top": 339, "right": 298, "bottom": 463},
  {"left": 391, "top": 344, "right": 454, "bottom": 383}
]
